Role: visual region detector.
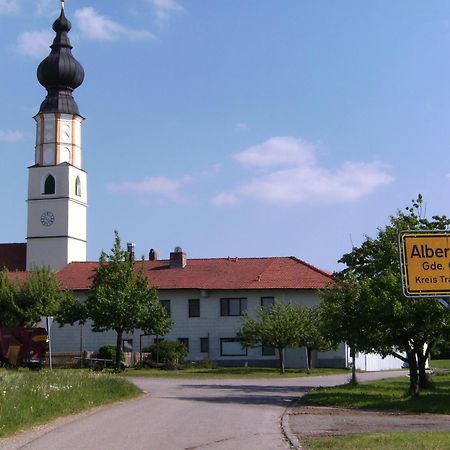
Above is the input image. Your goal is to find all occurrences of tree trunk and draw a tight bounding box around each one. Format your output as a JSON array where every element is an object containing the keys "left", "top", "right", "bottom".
[
  {"left": 278, "top": 347, "right": 285, "bottom": 374},
  {"left": 407, "top": 350, "right": 420, "bottom": 396},
  {"left": 350, "top": 346, "right": 357, "bottom": 385},
  {"left": 307, "top": 346, "right": 313, "bottom": 371},
  {"left": 417, "top": 346, "right": 429, "bottom": 390},
  {"left": 115, "top": 330, "right": 123, "bottom": 371}
]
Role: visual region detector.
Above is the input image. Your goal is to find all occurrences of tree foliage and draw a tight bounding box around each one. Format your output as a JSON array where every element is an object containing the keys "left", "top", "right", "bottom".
[
  {"left": 237, "top": 301, "right": 313, "bottom": 374},
  {"left": 334, "top": 195, "right": 450, "bottom": 395},
  {"left": 59, "top": 231, "right": 172, "bottom": 370},
  {"left": 0, "top": 267, "right": 71, "bottom": 327},
  {"left": 319, "top": 275, "right": 375, "bottom": 384}
]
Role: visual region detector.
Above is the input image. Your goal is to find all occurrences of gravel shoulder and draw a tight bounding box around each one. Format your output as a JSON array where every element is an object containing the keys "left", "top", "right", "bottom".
[{"left": 288, "top": 405, "right": 450, "bottom": 438}]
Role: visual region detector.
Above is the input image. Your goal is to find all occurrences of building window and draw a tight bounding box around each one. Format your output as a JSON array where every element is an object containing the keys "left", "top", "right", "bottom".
[
  {"left": 220, "top": 298, "right": 247, "bottom": 316},
  {"left": 188, "top": 299, "right": 200, "bottom": 317},
  {"left": 43, "top": 174, "right": 55, "bottom": 194},
  {"left": 160, "top": 300, "right": 171, "bottom": 316},
  {"left": 178, "top": 338, "right": 189, "bottom": 352},
  {"left": 220, "top": 338, "right": 247, "bottom": 356},
  {"left": 261, "top": 297, "right": 275, "bottom": 311},
  {"left": 262, "top": 343, "right": 276, "bottom": 356},
  {"left": 200, "top": 337, "right": 209, "bottom": 353},
  {"left": 153, "top": 337, "right": 164, "bottom": 344},
  {"left": 75, "top": 176, "right": 81, "bottom": 196}
]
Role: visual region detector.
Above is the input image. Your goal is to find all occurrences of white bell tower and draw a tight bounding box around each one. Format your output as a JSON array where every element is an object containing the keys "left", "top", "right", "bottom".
[{"left": 26, "top": 4, "right": 87, "bottom": 271}]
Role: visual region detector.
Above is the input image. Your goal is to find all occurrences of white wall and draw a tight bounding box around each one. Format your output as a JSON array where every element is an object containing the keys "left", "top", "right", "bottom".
[
  {"left": 354, "top": 352, "right": 405, "bottom": 371},
  {"left": 52, "top": 288, "right": 347, "bottom": 368}
]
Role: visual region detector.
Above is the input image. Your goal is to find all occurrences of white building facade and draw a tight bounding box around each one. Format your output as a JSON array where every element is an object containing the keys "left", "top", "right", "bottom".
[{"left": 52, "top": 253, "right": 404, "bottom": 370}]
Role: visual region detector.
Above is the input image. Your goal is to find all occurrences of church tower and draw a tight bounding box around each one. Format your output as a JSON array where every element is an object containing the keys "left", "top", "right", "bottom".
[{"left": 26, "top": 4, "right": 87, "bottom": 270}]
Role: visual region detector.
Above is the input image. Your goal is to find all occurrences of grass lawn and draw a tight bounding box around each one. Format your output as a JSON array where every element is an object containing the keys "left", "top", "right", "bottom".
[
  {"left": 298, "top": 373, "right": 450, "bottom": 449},
  {"left": 299, "top": 372, "right": 450, "bottom": 414},
  {"left": 430, "top": 359, "right": 450, "bottom": 370},
  {"left": 125, "top": 366, "right": 350, "bottom": 378},
  {"left": 0, "top": 369, "right": 141, "bottom": 438},
  {"left": 302, "top": 431, "right": 450, "bottom": 450}
]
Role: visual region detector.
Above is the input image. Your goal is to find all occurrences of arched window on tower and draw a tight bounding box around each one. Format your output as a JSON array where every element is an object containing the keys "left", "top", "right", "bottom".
[
  {"left": 43, "top": 174, "right": 55, "bottom": 195},
  {"left": 75, "top": 176, "right": 81, "bottom": 197}
]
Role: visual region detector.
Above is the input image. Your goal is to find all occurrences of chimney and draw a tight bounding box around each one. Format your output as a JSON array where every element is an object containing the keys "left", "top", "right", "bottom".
[
  {"left": 170, "top": 246, "right": 187, "bottom": 268},
  {"left": 127, "top": 242, "right": 135, "bottom": 259},
  {"left": 149, "top": 248, "right": 158, "bottom": 261}
]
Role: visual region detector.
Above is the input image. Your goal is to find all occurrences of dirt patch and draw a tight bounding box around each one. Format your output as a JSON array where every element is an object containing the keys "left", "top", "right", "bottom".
[{"left": 288, "top": 406, "right": 450, "bottom": 438}]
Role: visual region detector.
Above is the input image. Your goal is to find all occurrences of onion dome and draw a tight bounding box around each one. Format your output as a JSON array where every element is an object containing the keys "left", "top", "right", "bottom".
[{"left": 37, "top": 7, "right": 84, "bottom": 115}]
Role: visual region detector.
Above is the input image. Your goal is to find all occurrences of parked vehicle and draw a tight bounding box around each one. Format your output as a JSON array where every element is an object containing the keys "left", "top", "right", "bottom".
[{"left": 0, "top": 327, "right": 48, "bottom": 369}]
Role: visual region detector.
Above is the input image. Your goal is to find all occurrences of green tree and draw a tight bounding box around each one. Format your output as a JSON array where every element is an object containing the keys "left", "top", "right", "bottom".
[
  {"left": 319, "top": 275, "right": 374, "bottom": 385},
  {"left": 62, "top": 231, "right": 172, "bottom": 370},
  {"left": 17, "top": 267, "right": 71, "bottom": 326},
  {"left": 237, "top": 301, "right": 312, "bottom": 374},
  {"left": 338, "top": 196, "right": 450, "bottom": 395},
  {"left": 0, "top": 271, "right": 20, "bottom": 327},
  {"left": 304, "top": 307, "right": 332, "bottom": 371},
  {"left": 0, "top": 267, "right": 71, "bottom": 327}
]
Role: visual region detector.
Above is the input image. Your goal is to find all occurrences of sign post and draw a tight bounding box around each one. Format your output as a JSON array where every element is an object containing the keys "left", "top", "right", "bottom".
[
  {"left": 399, "top": 231, "right": 450, "bottom": 308},
  {"left": 45, "top": 316, "right": 53, "bottom": 370}
]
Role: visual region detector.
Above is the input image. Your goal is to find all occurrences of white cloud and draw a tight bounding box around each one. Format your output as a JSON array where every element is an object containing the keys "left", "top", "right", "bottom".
[
  {"left": 108, "top": 175, "right": 191, "bottom": 202},
  {"left": 0, "top": 130, "right": 23, "bottom": 142},
  {"left": 236, "top": 122, "right": 249, "bottom": 131},
  {"left": 212, "top": 136, "right": 393, "bottom": 206},
  {"left": 233, "top": 136, "right": 315, "bottom": 168},
  {"left": 17, "top": 30, "right": 52, "bottom": 58},
  {"left": 0, "top": 0, "right": 19, "bottom": 15},
  {"left": 74, "top": 7, "right": 153, "bottom": 41},
  {"left": 147, "top": 0, "right": 183, "bottom": 23},
  {"left": 107, "top": 164, "right": 221, "bottom": 203}
]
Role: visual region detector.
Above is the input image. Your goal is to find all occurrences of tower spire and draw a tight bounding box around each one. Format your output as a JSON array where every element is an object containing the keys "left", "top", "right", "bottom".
[{"left": 36, "top": 3, "right": 84, "bottom": 115}]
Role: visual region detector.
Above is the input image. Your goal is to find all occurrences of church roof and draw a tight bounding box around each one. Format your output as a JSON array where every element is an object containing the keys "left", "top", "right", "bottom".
[
  {"left": 0, "top": 243, "right": 27, "bottom": 271},
  {"left": 56, "top": 257, "right": 334, "bottom": 291}
]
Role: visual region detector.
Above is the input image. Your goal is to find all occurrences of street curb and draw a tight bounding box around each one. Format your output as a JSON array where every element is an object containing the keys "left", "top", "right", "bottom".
[{"left": 281, "top": 404, "right": 302, "bottom": 450}]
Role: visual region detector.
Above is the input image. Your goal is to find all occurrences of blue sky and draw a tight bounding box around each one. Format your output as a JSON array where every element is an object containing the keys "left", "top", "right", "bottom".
[{"left": 1, "top": 0, "right": 450, "bottom": 272}]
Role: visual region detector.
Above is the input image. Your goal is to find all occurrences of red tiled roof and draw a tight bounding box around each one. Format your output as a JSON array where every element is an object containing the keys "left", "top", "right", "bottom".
[
  {"left": 5, "top": 271, "right": 29, "bottom": 283},
  {"left": 0, "top": 243, "right": 27, "bottom": 271},
  {"left": 57, "top": 257, "right": 334, "bottom": 291}
]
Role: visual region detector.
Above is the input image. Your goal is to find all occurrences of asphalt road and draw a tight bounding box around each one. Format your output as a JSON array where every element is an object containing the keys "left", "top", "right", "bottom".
[{"left": 0, "top": 371, "right": 405, "bottom": 450}]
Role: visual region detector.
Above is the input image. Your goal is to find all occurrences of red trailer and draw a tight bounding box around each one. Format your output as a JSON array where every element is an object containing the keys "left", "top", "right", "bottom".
[{"left": 0, "top": 327, "right": 48, "bottom": 369}]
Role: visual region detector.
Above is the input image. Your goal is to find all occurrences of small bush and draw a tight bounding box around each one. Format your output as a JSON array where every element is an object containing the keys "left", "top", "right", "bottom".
[
  {"left": 190, "top": 359, "right": 218, "bottom": 369},
  {"left": 145, "top": 341, "right": 188, "bottom": 369},
  {"left": 97, "top": 345, "right": 124, "bottom": 362}
]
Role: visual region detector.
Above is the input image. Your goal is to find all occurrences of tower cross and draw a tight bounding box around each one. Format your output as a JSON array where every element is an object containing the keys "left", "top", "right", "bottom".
[{"left": 61, "top": 0, "right": 65, "bottom": 10}]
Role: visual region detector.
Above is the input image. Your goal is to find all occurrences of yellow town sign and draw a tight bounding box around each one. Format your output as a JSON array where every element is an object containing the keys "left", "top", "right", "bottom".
[{"left": 399, "top": 231, "right": 450, "bottom": 297}]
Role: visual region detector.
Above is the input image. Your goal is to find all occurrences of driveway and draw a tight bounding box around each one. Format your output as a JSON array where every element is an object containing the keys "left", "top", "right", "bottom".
[{"left": 0, "top": 371, "right": 405, "bottom": 450}]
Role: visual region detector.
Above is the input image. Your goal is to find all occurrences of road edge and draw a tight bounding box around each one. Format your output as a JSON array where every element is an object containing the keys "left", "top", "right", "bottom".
[{"left": 281, "top": 402, "right": 302, "bottom": 450}]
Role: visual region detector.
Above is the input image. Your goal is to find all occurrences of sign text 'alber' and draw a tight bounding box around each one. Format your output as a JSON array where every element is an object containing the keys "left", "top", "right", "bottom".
[{"left": 399, "top": 231, "right": 450, "bottom": 297}]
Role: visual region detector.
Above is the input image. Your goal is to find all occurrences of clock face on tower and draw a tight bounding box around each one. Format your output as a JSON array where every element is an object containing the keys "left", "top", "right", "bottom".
[{"left": 40, "top": 211, "right": 55, "bottom": 227}]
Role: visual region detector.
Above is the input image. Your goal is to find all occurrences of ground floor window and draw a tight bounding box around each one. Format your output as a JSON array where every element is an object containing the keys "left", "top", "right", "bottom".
[
  {"left": 200, "top": 337, "right": 209, "bottom": 353},
  {"left": 262, "top": 343, "right": 275, "bottom": 356},
  {"left": 220, "top": 338, "right": 247, "bottom": 356},
  {"left": 178, "top": 338, "right": 189, "bottom": 352}
]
